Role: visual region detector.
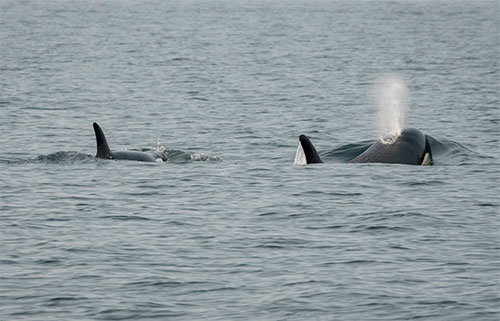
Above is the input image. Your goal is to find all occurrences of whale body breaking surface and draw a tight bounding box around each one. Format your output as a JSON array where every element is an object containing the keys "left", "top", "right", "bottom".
[
  {"left": 93, "top": 122, "right": 167, "bottom": 162},
  {"left": 296, "top": 128, "right": 432, "bottom": 166}
]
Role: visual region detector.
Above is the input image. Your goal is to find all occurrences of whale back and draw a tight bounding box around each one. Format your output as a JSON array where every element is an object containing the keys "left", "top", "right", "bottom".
[
  {"left": 112, "top": 151, "right": 164, "bottom": 162},
  {"left": 93, "top": 122, "right": 167, "bottom": 162},
  {"left": 93, "top": 122, "right": 113, "bottom": 159},
  {"left": 350, "top": 128, "right": 429, "bottom": 165}
]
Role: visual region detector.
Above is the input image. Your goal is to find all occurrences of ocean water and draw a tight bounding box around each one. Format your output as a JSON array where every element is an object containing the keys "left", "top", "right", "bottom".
[{"left": 1, "top": 0, "right": 499, "bottom": 320}]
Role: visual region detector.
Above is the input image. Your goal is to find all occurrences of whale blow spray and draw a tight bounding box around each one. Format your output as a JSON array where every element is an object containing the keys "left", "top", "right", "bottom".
[{"left": 375, "top": 75, "right": 409, "bottom": 144}]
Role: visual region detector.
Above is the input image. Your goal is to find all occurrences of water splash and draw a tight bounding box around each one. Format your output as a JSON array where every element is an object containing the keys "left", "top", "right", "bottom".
[
  {"left": 190, "top": 152, "right": 221, "bottom": 162},
  {"left": 374, "top": 75, "right": 409, "bottom": 144},
  {"left": 155, "top": 138, "right": 166, "bottom": 153}
]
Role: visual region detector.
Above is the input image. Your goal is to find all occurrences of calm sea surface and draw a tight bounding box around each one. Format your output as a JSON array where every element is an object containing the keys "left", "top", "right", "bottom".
[{"left": 1, "top": 0, "right": 499, "bottom": 320}]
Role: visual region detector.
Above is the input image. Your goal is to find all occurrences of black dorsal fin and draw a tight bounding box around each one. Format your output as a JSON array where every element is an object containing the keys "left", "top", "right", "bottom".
[
  {"left": 422, "top": 135, "right": 433, "bottom": 165},
  {"left": 299, "top": 134, "right": 323, "bottom": 164},
  {"left": 93, "top": 122, "right": 112, "bottom": 159}
]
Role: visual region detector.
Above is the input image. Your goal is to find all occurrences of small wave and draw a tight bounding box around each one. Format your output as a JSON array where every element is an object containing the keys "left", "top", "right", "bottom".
[
  {"left": 98, "top": 215, "right": 150, "bottom": 221},
  {"left": 403, "top": 180, "right": 447, "bottom": 186},
  {"left": 171, "top": 57, "right": 191, "bottom": 61},
  {"left": 305, "top": 225, "right": 344, "bottom": 230},
  {"left": 36, "top": 258, "right": 62, "bottom": 264},
  {"left": 319, "top": 259, "right": 380, "bottom": 266},
  {"left": 0, "top": 259, "right": 17, "bottom": 265},
  {"left": 190, "top": 151, "right": 221, "bottom": 162},
  {"left": 46, "top": 296, "right": 84, "bottom": 306},
  {"left": 426, "top": 135, "right": 480, "bottom": 165},
  {"left": 34, "top": 151, "right": 95, "bottom": 164},
  {"left": 322, "top": 141, "right": 372, "bottom": 163},
  {"left": 165, "top": 220, "right": 196, "bottom": 226},
  {"left": 2, "top": 151, "right": 93, "bottom": 164},
  {"left": 351, "top": 225, "right": 416, "bottom": 233},
  {"left": 0, "top": 151, "right": 94, "bottom": 165},
  {"left": 95, "top": 308, "right": 186, "bottom": 320},
  {"left": 158, "top": 148, "right": 221, "bottom": 163},
  {"left": 292, "top": 190, "right": 362, "bottom": 197},
  {"left": 127, "top": 280, "right": 184, "bottom": 288}
]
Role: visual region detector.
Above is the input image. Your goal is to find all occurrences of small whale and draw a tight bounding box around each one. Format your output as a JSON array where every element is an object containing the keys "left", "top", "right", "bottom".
[
  {"left": 297, "top": 128, "right": 432, "bottom": 165},
  {"left": 93, "top": 122, "right": 167, "bottom": 162}
]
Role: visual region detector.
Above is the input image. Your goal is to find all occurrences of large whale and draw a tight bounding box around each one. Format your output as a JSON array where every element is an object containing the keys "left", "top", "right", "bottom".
[
  {"left": 297, "top": 128, "right": 432, "bottom": 165},
  {"left": 93, "top": 122, "right": 167, "bottom": 162}
]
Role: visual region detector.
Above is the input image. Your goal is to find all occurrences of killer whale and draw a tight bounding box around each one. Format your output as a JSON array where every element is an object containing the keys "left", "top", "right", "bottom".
[
  {"left": 297, "top": 128, "right": 432, "bottom": 165},
  {"left": 93, "top": 122, "right": 167, "bottom": 162}
]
